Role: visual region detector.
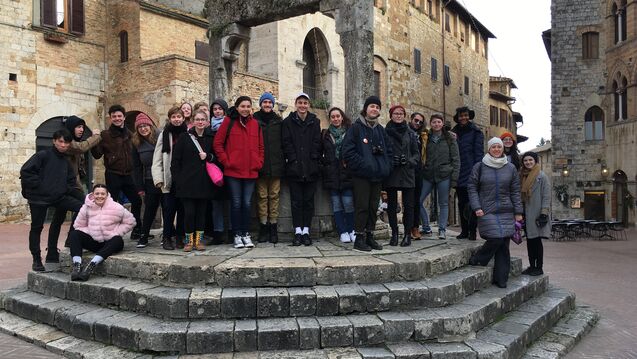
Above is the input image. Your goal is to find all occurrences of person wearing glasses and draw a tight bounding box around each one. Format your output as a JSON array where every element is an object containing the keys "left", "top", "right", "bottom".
[
  {"left": 500, "top": 131, "right": 521, "bottom": 170},
  {"left": 408, "top": 112, "right": 426, "bottom": 240}
]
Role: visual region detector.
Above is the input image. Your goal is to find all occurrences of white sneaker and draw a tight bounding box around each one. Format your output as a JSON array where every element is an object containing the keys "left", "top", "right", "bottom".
[
  {"left": 340, "top": 232, "right": 351, "bottom": 243},
  {"left": 242, "top": 233, "right": 255, "bottom": 248},
  {"left": 233, "top": 235, "right": 245, "bottom": 249},
  {"left": 349, "top": 231, "right": 356, "bottom": 242},
  {"left": 438, "top": 230, "right": 446, "bottom": 240}
]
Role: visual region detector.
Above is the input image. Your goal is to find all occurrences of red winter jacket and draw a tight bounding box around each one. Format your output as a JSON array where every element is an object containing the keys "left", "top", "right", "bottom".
[{"left": 213, "top": 115, "right": 264, "bottom": 179}]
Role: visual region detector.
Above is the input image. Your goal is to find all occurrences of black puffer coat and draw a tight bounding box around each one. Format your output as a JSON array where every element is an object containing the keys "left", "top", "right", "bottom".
[
  {"left": 254, "top": 110, "right": 285, "bottom": 178},
  {"left": 321, "top": 129, "right": 353, "bottom": 191},
  {"left": 20, "top": 147, "right": 77, "bottom": 205},
  {"left": 281, "top": 111, "right": 322, "bottom": 182},
  {"left": 342, "top": 116, "right": 393, "bottom": 182},
  {"left": 383, "top": 121, "right": 420, "bottom": 189},
  {"left": 171, "top": 127, "right": 216, "bottom": 199}
]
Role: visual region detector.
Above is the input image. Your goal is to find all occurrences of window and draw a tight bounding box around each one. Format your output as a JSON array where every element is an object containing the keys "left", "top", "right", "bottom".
[
  {"left": 613, "top": 2, "right": 627, "bottom": 44},
  {"left": 374, "top": 70, "right": 381, "bottom": 98},
  {"left": 431, "top": 57, "right": 438, "bottom": 81},
  {"left": 427, "top": 0, "right": 433, "bottom": 17},
  {"left": 473, "top": 32, "right": 479, "bottom": 52},
  {"left": 445, "top": 13, "right": 450, "bottom": 32},
  {"left": 500, "top": 108, "right": 509, "bottom": 128},
  {"left": 582, "top": 32, "right": 599, "bottom": 59},
  {"left": 119, "top": 31, "right": 128, "bottom": 63},
  {"left": 479, "top": 83, "right": 483, "bottom": 100},
  {"left": 490, "top": 106, "right": 499, "bottom": 126},
  {"left": 195, "top": 40, "right": 210, "bottom": 62},
  {"left": 414, "top": 48, "right": 422, "bottom": 74},
  {"left": 41, "top": 0, "right": 85, "bottom": 35},
  {"left": 443, "top": 64, "right": 451, "bottom": 86},
  {"left": 464, "top": 76, "right": 470, "bottom": 95},
  {"left": 613, "top": 78, "right": 628, "bottom": 121},
  {"left": 584, "top": 106, "right": 604, "bottom": 140}
]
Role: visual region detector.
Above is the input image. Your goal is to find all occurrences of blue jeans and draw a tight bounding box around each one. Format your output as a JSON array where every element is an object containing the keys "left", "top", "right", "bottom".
[
  {"left": 226, "top": 177, "right": 256, "bottom": 235},
  {"left": 420, "top": 178, "right": 451, "bottom": 232},
  {"left": 212, "top": 200, "right": 225, "bottom": 231},
  {"left": 330, "top": 189, "right": 354, "bottom": 234}
]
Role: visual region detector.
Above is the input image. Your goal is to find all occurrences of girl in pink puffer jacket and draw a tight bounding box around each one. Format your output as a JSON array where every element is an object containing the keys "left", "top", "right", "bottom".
[{"left": 69, "top": 184, "right": 135, "bottom": 281}]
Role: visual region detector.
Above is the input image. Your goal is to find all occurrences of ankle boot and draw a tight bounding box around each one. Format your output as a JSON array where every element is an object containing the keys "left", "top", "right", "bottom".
[
  {"left": 389, "top": 229, "right": 399, "bottom": 246},
  {"left": 162, "top": 235, "right": 175, "bottom": 250},
  {"left": 366, "top": 232, "right": 383, "bottom": 250},
  {"left": 175, "top": 235, "right": 185, "bottom": 249},
  {"left": 269, "top": 223, "right": 279, "bottom": 244},
  {"left": 354, "top": 233, "right": 372, "bottom": 252},
  {"left": 183, "top": 233, "right": 193, "bottom": 252},
  {"left": 211, "top": 231, "right": 224, "bottom": 245},
  {"left": 400, "top": 233, "right": 412, "bottom": 247},
  {"left": 258, "top": 223, "right": 269, "bottom": 243},
  {"left": 411, "top": 227, "right": 422, "bottom": 240},
  {"left": 193, "top": 231, "right": 206, "bottom": 251},
  {"left": 32, "top": 256, "right": 45, "bottom": 272},
  {"left": 78, "top": 261, "right": 96, "bottom": 281},
  {"left": 71, "top": 262, "right": 82, "bottom": 281}
]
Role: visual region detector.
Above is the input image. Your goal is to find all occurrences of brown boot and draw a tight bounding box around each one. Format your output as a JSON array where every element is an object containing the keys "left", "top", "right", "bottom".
[
  {"left": 183, "top": 233, "right": 193, "bottom": 252},
  {"left": 194, "top": 231, "right": 206, "bottom": 251},
  {"left": 411, "top": 227, "right": 422, "bottom": 240}
]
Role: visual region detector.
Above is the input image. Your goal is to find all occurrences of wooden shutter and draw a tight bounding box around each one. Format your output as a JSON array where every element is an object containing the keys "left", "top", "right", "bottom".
[
  {"left": 69, "top": 0, "right": 85, "bottom": 35},
  {"left": 41, "top": 0, "right": 57, "bottom": 28},
  {"left": 431, "top": 58, "right": 437, "bottom": 80},
  {"left": 195, "top": 41, "right": 210, "bottom": 61},
  {"left": 444, "top": 65, "right": 451, "bottom": 86},
  {"left": 414, "top": 48, "right": 421, "bottom": 74}
]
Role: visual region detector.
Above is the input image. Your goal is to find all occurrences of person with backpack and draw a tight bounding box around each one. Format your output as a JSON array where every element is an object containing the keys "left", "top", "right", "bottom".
[
  {"left": 214, "top": 96, "right": 264, "bottom": 249},
  {"left": 321, "top": 107, "right": 355, "bottom": 243},
  {"left": 254, "top": 92, "right": 285, "bottom": 244},
  {"left": 384, "top": 105, "right": 420, "bottom": 247},
  {"left": 342, "top": 95, "right": 392, "bottom": 252},
  {"left": 282, "top": 93, "right": 322, "bottom": 246},
  {"left": 420, "top": 114, "right": 460, "bottom": 240},
  {"left": 468, "top": 137, "right": 523, "bottom": 288}
]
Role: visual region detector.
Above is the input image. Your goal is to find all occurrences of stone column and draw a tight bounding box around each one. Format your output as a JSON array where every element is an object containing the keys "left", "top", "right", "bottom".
[
  {"left": 332, "top": 0, "right": 374, "bottom": 119},
  {"left": 208, "top": 31, "right": 229, "bottom": 103}
]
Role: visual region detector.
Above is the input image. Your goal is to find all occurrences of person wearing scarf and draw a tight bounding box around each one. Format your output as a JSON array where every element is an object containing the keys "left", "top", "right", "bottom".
[
  {"left": 467, "top": 137, "right": 523, "bottom": 289},
  {"left": 501, "top": 131, "right": 521, "bottom": 170},
  {"left": 321, "top": 107, "right": 355, "bottom": 244},
  {"left": 519, "top": 151, "right": 551, "bottom": 276},
  {"left": 152, "top": 106, "right": 187, "bottom": 250}
]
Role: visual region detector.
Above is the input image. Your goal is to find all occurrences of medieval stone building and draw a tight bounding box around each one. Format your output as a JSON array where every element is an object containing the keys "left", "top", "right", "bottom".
[{"left": 548, "top": 0, "right": 636, "bottom": 224}]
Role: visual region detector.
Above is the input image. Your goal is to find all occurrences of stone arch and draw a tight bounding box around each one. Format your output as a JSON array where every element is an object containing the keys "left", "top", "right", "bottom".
[
  {"left": 302, "top": 27, "right": 332, "bottom": 106},
  {"left": 607, "top": 60, "right": 630, "bottom": 89},
  {"left": 613, "top": 169, "right": 630, "bottom": 224},
  {"left": 27, "top": 102, "right": 84, "bottom": 132}
]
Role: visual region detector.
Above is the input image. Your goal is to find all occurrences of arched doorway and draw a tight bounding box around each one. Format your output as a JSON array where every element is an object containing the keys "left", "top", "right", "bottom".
[
  {"left": 302, "top": 28, "right": 331, "bottom": 107},
  {"left": 124, "top": 111, "right": 140, "bottom": 132},
  {"left": 613, "top": 170, "right": 629, "bottom": 225}
]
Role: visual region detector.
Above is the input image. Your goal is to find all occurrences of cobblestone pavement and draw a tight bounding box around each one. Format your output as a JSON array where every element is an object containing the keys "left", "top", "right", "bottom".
[{"left": 0, "top": 223, "right": 635, "bottom": 358}]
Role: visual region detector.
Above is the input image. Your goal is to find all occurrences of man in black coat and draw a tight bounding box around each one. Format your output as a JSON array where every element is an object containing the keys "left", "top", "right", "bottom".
[{"left": 20, "top": 129, "right": 84, "bottom": 271}]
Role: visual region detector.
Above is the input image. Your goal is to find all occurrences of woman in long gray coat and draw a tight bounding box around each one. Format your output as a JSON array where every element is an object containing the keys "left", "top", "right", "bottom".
[
  {"left": 468, "top": 137, "right": 523, "bottom": 288},
  {"left": 519, "top": 151, "right": 551, "bottom": 276}
]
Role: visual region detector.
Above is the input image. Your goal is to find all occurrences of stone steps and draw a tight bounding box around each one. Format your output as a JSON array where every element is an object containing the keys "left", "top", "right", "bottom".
[
  {"left": 0, "top": 275, "right": 549, "bottom": 354},
  {"left": 0, "top": 285, "right": 591, "bottom": 358},
  {"left": 25, "top": 257, "right": 522, "bottom": 320}
]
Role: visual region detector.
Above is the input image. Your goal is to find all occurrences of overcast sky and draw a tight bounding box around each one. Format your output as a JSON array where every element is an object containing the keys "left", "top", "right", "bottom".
[{"left": 461, "top": 0, "right": 552, "bottom": 152}]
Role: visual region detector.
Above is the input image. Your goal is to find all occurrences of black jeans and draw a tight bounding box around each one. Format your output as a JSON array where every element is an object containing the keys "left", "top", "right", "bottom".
[
  {"left": 352, "top": 177, "right": 382, "bottom": 233},
  {"left": 413, "top": 173, "right": 423, "bottom": 228},
  {"left": 526, "top": 237, "right": 544, "bottom": 270},
  {"left": 141, "top": 179, "right": 162, "bottom": 236},
  {"left": 386, "top": 187, "right": 415, "bottom": 232},
  {"left": 471, "top": 237, "right": 511, "bottom": 286},
  {"left": 456, "top": 186, "right": 477, "bottom": 235},
  {"left": 182, "top": 198, "right": 208, "bottom": 233},
  {"left": 288, "top": 180, "right": 317, "bottom": 228},
  {"left": 105, "top": 171, "right": 142, "bottom": 230},
  {"left": 49, "top": 187, "right": 85, "bottom": 248},
  {"left": 161, "top": 185, "right": 185, "bottom": 238},
  {"left": 28, "top": 196, "right": 83, "bottom": 258},
  {"left": 69, "top": 230, "right": 124, "bottom": 260}
]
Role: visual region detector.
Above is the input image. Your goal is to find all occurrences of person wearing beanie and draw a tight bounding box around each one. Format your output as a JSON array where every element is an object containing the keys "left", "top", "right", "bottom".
[
  {"left": 214, "top": 96, "right": 264, "bottom": 249},
  {"left": 384, "top": 104, "right": 420, "bottom": 247},
  {"left": 451, "top": 106, "right": 484, "bottom": 241},
  {"left": 152, "top": 106, "right": 187, "bottom": 250},
  {"left": 282, "top": 92, "right": 322, "bottom": 246},
  {"left": 519, "top": 151, "right": 550, "bottom": 276},
  {"left": 254, "top": 92, "right": 285, "bottom": 244},
  {"left": 500, "top": 131, "right": 521, "bottom": 170},
  {"left": 92, "top": 104, "right": 143, "bottom": 240},
  {"left": 408, "top": 112, "right": 426, "bottom": 240},
  {"left": 467, "top": 137, "right": 523, "bottom": 288},
  {"left": 131, "top": 112, "right": 161, "bottom": 248},
  {"left": 342, "top": 95, "right": 392, "bottom": 252}
]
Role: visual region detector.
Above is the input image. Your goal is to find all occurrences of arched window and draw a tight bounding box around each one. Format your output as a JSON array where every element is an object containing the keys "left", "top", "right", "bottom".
[
  {"left": 584, "top": 106, "right": 604, "bottom": 140},
  {"left": 302, "top": 28, "right": 330, "bottom": 106},
  {"left": 302, "top": 38, "right": 316, "bottom": 99},
  {"left": 614, "top": 77, "right": 628, "bottom": 121},
  {"left": 613, "top": 2, "right": 627, "bottom": 43},
  {"left": 119, "top": 30, "right": 128, "bottom": 63}
]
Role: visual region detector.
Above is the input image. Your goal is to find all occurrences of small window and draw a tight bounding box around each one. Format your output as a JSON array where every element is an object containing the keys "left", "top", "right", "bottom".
[
  {"left": 490, "top": 106, "right": 499, "bottom": 126},
  {"left": 582, "top": 32, "right": 599, "bottom": 59},
  {"left": 464, "top": 76, "right": 470, "bottom": 95},
  {"left": 473, "top": 32, "right": 479, "bottom": 52},
  {"left": 431, "top": 57, "right": 438, "bottom": 81},
  {"left": 374, "top": 70, "right": 381, "bottom": 98},
  {"left": 500, "top": 109, "right": 509, "bottom": 128},
  {"left": 195, "top": 40, "right": 210, "bottom": 62},
  {"left": 414, "top": 48, "right": 422, "bottom": 74},
  {"left": 41, "top": 0, "right": 85, "bottom": 35},
  {"left": 585, "top": 106, "right": 604, "bottom": 140},
  {"left": 427, "top": 0, "right": 433, "bottom": 17},
  {"left": 445, "top": 13, "right": 451, "bottom": 32},
  {"left": 479, "top": 83, "right": 483, "bottom": 100},
  {"left": 119, "top": 31, "right": 128, "bottom": 63},
  {"left": 443, "top": 64, "right": 451, "bottom": 86}
]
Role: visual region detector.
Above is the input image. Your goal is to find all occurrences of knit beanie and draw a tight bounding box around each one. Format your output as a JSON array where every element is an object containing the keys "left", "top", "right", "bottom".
[
  {"left": 363, "top": 96, "right": 382, "bottom": 113},
  {"left": 487, "top": 137, "right": 504, "bottom": 149},
  {"left": 389, "top": 104, "right": 406, "bottom": 116},
  {"left": 211, "top": 98, "right": 229, "bottom": 113},
  {"left": 521, "top": 151, "right": 539, "bottom": 163},
  {"left": 259, "top": 92, "right": 276, "bottom": 107},
  {"left": 135, "top": 112, "right": 154, "bottom": 129},
  {"left": 500, "top": 131, "right": 515, "bottom": 141}
]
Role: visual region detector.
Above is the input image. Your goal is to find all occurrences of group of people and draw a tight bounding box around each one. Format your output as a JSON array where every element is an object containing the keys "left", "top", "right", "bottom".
[{"left": 20, "top": 92, "right": 550, "bottom": 287}]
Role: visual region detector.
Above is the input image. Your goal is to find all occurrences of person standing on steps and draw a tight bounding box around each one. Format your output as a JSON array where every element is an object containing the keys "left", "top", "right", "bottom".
[
  {"left": 91, "top": 104, "right": 143, "bottom": 240},
  {"left": 180, "top": 102, "right": 193, "bottom": 127},
  {"left": 468, "top": 137, "right": 523, "bottom": 289},
  {"left": 420, "top": 114, "right": 460, "bottom": 240},
  {"left": 384, "top": 104, "right": 420, "bottom": 247},
  {"left": 282, "top": 93, "right": 322, "bottom": 246},
  {"left": 214, "top": 97, "right": 264, "bottom": 249},
  {"left": 254, "top": 92, "right": 285, "bottom": 244},
  {"left": 501, "top": 131, "right": 521, "bottom": 170},
  {"left": 70, "top": 184, "right": 135, "bottom": 282},
  {"left": 451, "top": 106, "right": 484, "bottom": 241},
  {"left": 342, "top": 95, "right": 392, "bottom": 252},
  {"left": 321, "top": 107, "right": 355, "bottom": 244},
  {"left": 20, "top": 129, "right": 84, "bottom": 272},
  {"left": 519, "top": 151, "right": 551, "bottom": 276},
  {"left": 131, "top": 112, "right": 161, "bottom": 248},
  {"left": 408, "top": 112, "right": 426, "bottom": 240},
  {"left": 152, "top": 106, "right": 187, "bottom": 250}
]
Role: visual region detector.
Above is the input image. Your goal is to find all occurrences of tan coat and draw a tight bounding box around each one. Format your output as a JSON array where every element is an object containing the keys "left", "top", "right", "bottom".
[{"left": 66, "top": 134, "right": 101, "bottom": 189}]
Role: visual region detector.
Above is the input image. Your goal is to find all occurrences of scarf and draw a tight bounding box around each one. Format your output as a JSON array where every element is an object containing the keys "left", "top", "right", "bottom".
[
  {"left": 520, "top": 164, "right": 541, "bottom": 202},
  {"left": 210, "top": 116, "right": 224, "bottom": 132},
  {"left": 482, "top": 153, "right": 508, "bottom": 169},
  {"left": 161, "top": 122, "right": 187, "bottom": 153},
  {"left": 385, "top": 121, "right": 407, "bottom": 141},
  {"left": 364, "top": 115, "right": 379, "bottom": 127},
  {"left": 430, "top": 131, "right": 442, "bottom": 144},
  {"left": 328, "top": 124, "right": 346, "bottom": 159},
  {"left": 420, "top": 130, "right": 429, "bottom": 165}
]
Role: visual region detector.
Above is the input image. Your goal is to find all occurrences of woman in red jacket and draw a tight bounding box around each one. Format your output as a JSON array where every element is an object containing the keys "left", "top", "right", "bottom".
[{"left": 214, "top": 96, "right": 264, "bottom": 249}]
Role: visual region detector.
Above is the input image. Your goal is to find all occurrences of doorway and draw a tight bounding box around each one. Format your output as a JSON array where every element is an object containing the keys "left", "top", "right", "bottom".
[{"left": 584, "top": 191, "right": 605, "bottom": 221}]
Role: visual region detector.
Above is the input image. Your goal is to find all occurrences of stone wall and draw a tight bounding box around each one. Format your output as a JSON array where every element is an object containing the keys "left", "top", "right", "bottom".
[{"left": 139, "top": 9, "right": 208, "bottom": 61}]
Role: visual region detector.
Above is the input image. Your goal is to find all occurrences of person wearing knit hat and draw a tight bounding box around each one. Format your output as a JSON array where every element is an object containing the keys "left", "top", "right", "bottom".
[
  {"left": 342, "top": 95, "right": 392, "bottom": 252},
  {"left": 451, "top": 106, "right": 484, "bottom": 241},
  {"left": 500, "top": 131, "right": 520, "bottom": 170},
  {"left": 467, "top": 136, "right": 523, "bottom": 289},
  {"left": 389, "top": 104, "right": 406, "bottom": 117},
  {"left": 519, "top": 151, "right": 550, "bottom": 277},
  {"left": 254, "top": 92, "right": 285, "bottom": 244},
  {"left": 134, "top": 112, "right": 154, "bottom": 130}
]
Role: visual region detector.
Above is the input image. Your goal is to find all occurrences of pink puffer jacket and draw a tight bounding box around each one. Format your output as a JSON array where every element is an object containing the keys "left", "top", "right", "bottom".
[{"left": 73, "top": 193, "right": 136, "bottom": 242}]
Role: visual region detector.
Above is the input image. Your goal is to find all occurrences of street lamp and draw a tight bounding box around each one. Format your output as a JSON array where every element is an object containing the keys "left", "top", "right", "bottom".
[{"left": 561, "top": 166, "right": 570, "bottom": 177}]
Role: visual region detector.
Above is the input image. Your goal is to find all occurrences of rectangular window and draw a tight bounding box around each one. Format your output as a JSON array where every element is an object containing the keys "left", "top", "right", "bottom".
[
  {"left": 584, "top": 121, "right": 593, "bottom": 140},
  {"left": 464, "top": 76, "right": 470, "bottom": 95},
  {"left": 427, "top": 0, "right": 433, "bottom": 17},
  {"left": 445, "top": 13, "right": 450, "bottom": 32},
  {"left": 374, "top": 70, "right": 381, "bottom": 98},
  {"left": 500, "top": 109, "right": 509, "bottom": 128},
  {"left": 490, "top": 106, "right": 499, "bottom": 126},
  {"left": 443, "top": 64, "right": 451, "bottom": 86},
  {"left": 431, "top": 57, "right": 438, "bottom": 81},
  {"left": 474, "top": 32, "right": 480, "bottom": 52},
  {"left": 414, "top": 48, "right": 422, "bottom": 73},
  {"left": 479, "top": 83, "right": 483, "bottom": 100},
  {"left": 41, "top": 0, "right": 85, "bottom": 35},
  {"left": 582, "top": 32, "right": 599, "bottom": 59},
  {"left": 195, "top": 40, "right": 210, "bottom": 61}
]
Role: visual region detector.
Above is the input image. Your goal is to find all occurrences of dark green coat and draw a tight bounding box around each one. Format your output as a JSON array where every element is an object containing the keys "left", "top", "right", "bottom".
[
  {"left": 254, "top": 110, "right": 285, "bottom": 178},
  {"left": 421, "top": 131, "right": 460, "bottom": 186}
]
